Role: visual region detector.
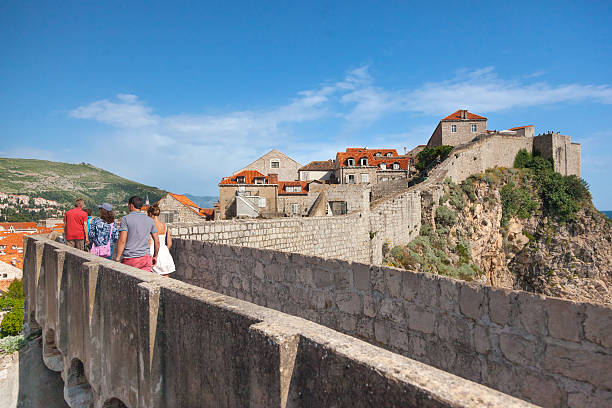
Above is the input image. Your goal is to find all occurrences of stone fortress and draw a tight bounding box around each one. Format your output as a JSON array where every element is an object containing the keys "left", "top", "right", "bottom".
[{"left": 22, "top": 110, "right": 611, "bottom": 407}]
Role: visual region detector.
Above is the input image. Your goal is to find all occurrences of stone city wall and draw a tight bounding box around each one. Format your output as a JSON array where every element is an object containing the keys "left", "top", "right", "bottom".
[
  {"left": 22, "top": 235, "right": 532, "bottom": 408},
  {"left": 170, "top": 213, "right": 372, "bottom": 263},
  {"left": 172, "top": 238, "right": 612, "bottom": 408}
]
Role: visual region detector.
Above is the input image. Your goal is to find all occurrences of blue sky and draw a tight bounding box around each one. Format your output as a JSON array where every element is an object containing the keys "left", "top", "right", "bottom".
[{"left": 1, "top": 1, "right": 611, "bottom": 208}]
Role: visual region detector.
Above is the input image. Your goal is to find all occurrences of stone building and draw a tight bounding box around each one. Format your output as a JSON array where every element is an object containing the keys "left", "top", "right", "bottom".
[
  {"left": 334, "top": 148, "right": 409, "bottom": 185},
  {"left": 238, "top": 149, "right": 302, "bottom": 181},
  {"left": 277, "top": 181, "right": 311, "bottom": 216},
  {"left": 298, "top": 160, "right": 335, "bottom": 181},
  {"left": 427, "top": 109, "right": 488, "bottom": 147},
  {"left": 218, "top": 170, "right": 279, "bottom": 219},
  {"left": 155, "top": 193, "right": 213, "bottom": 223},
  {"left": 533, "top": 132, "right": 581, "bottom": 177}
]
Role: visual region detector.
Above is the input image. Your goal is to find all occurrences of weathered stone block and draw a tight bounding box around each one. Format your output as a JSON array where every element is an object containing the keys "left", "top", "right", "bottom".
[
  {"left": 406, "top": 305, "right": 435, "bottom": 334},
  {"left": 547, "top": 298, "right": 582, "bottom": 343},
  {"left": 337, "top": 292, "right": 361, "bottom": 315},
  {"left": 543, "top": 345, "right": 612, "bottom": 389},
  {"left": 438, "top": 277, "right": 459, "bottom": 313},
  {"left": 488, "top": 287, "right": 513, "bottom": 326},
  {"left": 264, "top": 263, "right": 282, "bottom": 282},
  {"left": 401, "top": 271, "right": 419, "bottom": 302},
  {"left": 362, "top": 295, "right": 378, "bottom": 318},
  {"left": 374, "top": 320, "right": 388, "bottom": 344},
  {"left": 583, "top": 303, "right": 612, "bottom": 348},
  {"left": 383, "top": 268, "right": 403, "bottom": 298},
  {"left": 417, "top": 274, "right": 440, "bottom": 309},
  {"left": 459, "top": 284, "right": 485, "bottom": 320},
  {"left": 499, "top": 333, "right": 536, "bottom": 366},
  {"left": 313, "top": 269, "right": 333, "bottom": 288},
  {"left": 517, "top": 291, "right": 547, "bottom": 336},
  {"left": 473, "top": 325, "right": 490, "bottom": 354},
  {"left": 352, "top": 263, "right": 371, "bottom": 291},
  {"left": 520, "top": 372, "right": 562, "bottom": 408},
  {"left": 379, "top": 299, "right": 404, "bottom": 324}
]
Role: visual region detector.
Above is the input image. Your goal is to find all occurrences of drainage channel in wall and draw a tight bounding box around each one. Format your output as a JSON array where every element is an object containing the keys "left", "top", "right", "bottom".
[{"left": 64, "top": 359, "right": 93, "bottom": 408}]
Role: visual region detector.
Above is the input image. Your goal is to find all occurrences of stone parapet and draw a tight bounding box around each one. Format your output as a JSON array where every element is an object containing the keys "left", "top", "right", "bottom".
[
  {"left": 22, "top": 235, "right": 534, "bottom": 408},
  {"left": 172, "top": 238, "right": 612, "bottom": 408}
]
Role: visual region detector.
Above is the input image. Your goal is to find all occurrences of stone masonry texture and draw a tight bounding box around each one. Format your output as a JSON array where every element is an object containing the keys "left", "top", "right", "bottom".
[
  {"left": 22, "top": 235, "right": 535, "bottom": 408},
  {"left": 172, "top": 238, "right": 612, "bottom": 408}
]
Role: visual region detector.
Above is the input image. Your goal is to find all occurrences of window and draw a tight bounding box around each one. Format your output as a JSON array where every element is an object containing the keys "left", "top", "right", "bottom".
[
  {"left": 161, "top": 212, "right": 175, "bottom": 223},
  {"left": 385, "top": 152, "right": 393, "bottom": 157},
  {"left": 258, "top": 198, "right": 266, "bottom": 208},
  {"left": 471, "top": 124, "right": 477, "bottom": 133},
  {"left": 254, "top": 178, "right": 265, "bottom": 184},
  {"left": 347, "top": 158, "right": 355, "bottom": 166},
  {"left": 380, "top": 163, "right": 386, "bottom": 170},
  {"left": 359, "top": 157, "right": 368, "bottom": 166},
  {"left": 293, "top": 186, "right": 301, "bottom": 192},
  {"left": 329, "top": 201, "right": 348, "bottom": 215},
  {"left": 270, "top": 160, "right": 280, "bottom": 168},
  {"left": 236, "top": 176, "right": 246, "bottom": 183},
  {"left": 346, "top": 174, "right": 355, "bottom": 184},
  {"left": 374, "top": 152, "right": 381, "bottom": 157},
  {"left": 291, "top": 203, "right": 299, "bottom": 214},
  {"left": 361, "top": 173, "right": 369, "bottom": 183},
  {"left": 451, "top": 125, "right": 457, "bottom": 133},
  {"left": 393, "top": 163, "right": 400, "bottom": 170}
]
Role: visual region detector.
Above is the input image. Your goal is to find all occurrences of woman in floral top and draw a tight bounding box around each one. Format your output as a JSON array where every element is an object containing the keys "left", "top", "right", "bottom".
[{"left": 88, "top": 203, "right": 119, "bottom": 259}]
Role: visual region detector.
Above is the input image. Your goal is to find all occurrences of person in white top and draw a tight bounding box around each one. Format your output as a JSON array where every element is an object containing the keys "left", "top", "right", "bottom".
[{"left": 146, "top": 203, "right": 176, "bottom": 276}]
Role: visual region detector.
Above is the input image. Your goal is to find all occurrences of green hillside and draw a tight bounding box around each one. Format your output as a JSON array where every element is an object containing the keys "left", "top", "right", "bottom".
[{"left": 0, "top": 158, "right": 167, "bottom": 207}]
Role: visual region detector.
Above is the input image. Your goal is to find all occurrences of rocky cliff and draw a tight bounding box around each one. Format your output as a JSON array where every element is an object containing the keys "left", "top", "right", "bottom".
[{"left": 385, "top": 166, "right": 612, "bottom": 305}]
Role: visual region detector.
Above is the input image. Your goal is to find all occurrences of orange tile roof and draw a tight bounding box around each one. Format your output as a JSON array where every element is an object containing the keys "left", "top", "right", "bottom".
[
  {"left": 277, "top": 181, "right": 310, "bottom": 195},
  {"left": 508, "top": 125, "right": 533, "bottom": 131},
  {"left": 199, "top": 208, "right": 215, "bottom": 220},
  {"left": 0, "top": 280, "right": 13, "bottom": 294},
  {"left": 219, "top": 170, "right": 270, "bottom": 185},
  {"left": 335, "top": 148, "right": 410, "bottom": 170},
  {"left": 442, "top": 110, "right": 487, "bottom": 121},
  {"left": 0, "top": 222, "right": 37, "bottom": 230},
  {"left": 168, "top": 193, "right": 199, "bottom": 208}
]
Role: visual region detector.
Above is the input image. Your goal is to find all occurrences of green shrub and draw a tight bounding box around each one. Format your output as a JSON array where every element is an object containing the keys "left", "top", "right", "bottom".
[
  {"left": 416, "top": 145, "right": 454, "bottom": 171},
  {"left": 435, "top": 206, "right": 456, "bottom": 227},
  {"left": 1, "top": 308, "right": 24, "bottom": 337},
  {"left": 500, "top": 182, "right": 537, "bottom": 226},
  {"left": 450, "top": 188, "right": 466, "bottom": 209},
  {"left": 456, "top": 238, "right": 471, "bottom": 264},
  {"left": 513, "top": 149, "right": 532, "bottom": 168},
  {"left": 461, "top": 179, "right": 477, "bottom": 201},
  {"left": 3, "top": 280, "right": 23, "bottom": 300},
  {"left": 0, "top": 334, "right": 26, "bottom": 354}
]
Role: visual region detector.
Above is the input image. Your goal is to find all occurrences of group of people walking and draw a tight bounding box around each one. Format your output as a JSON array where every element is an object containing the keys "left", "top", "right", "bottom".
[{"left": 63, "top": 196, "right": 175, "bottom": 276}]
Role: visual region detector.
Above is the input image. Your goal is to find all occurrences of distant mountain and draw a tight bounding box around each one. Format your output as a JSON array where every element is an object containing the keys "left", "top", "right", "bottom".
[
  {"left": 0, "top": 158, "right": 167, "bottom": 207},
  {"left": 184, "top": 193, "right": 218, "bottom": 208}
]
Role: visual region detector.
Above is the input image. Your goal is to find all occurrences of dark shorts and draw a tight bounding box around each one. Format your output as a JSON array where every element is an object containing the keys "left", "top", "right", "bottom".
[
  {"left": 121, "top": 255, "right": 153, "bottom": 272},
  {"left": 66, "top": 239, "right": 85, "bottom": 251}
]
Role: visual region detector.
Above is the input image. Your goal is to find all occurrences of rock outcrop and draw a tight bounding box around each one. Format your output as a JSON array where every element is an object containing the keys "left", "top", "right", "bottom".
[{"left": 386, "top": 168, "right": 612, "bottom": 305}]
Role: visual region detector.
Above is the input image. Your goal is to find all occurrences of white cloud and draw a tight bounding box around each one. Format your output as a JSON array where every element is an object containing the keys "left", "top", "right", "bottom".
[{"left": 70, "top": 94, "right": 159, "bottom": 128}]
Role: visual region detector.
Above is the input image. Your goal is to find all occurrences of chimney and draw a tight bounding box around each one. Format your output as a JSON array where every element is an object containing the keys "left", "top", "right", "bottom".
[
  {"left": 461, "top": 109, "right": 467, "bottom": 119},
  {"left": 268, "top": 173, "right": 278, "bottom": 184},
  {"left": 403, "top": 147, "right": 407, "bottom": 154}
]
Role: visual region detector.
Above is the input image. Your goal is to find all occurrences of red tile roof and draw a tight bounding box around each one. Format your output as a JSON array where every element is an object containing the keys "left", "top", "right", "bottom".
[
  {"left": 169, "top": 193, "right": 199, "bottom": 208},
  {"left": 442, "top": 110, "right": 487, "bottom": 121},
  {"left": 199, "top": 208, "right": 215, "bottom": 220},
  {"left": 219, "top": 170, "right": 270, "bottom": 185},
  {"left": 277, "top": 181, "right": 310, "bottom": 195},
  {"left": 0, "top": 222, "right": 37, "bottom": 230},
  {"left": 335, "top": 148, "right": 410, "bottom": 170},
  {"left": 0, "top": 280, "right": 13, "bottom": 294},
  {"left": 508, "top": 125, "right": 533, "bottom": 131}
]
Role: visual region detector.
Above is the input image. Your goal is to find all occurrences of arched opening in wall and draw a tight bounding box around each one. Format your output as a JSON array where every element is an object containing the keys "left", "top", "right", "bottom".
[
  {"left": 103, "top": 398, "right": 128, "bottom": 408},
  {"left": 42, "top": 329, "right": 63, "bottom": 372},
  {"left": 64, "top": 358, "right": 93, "bottom": 408}
]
